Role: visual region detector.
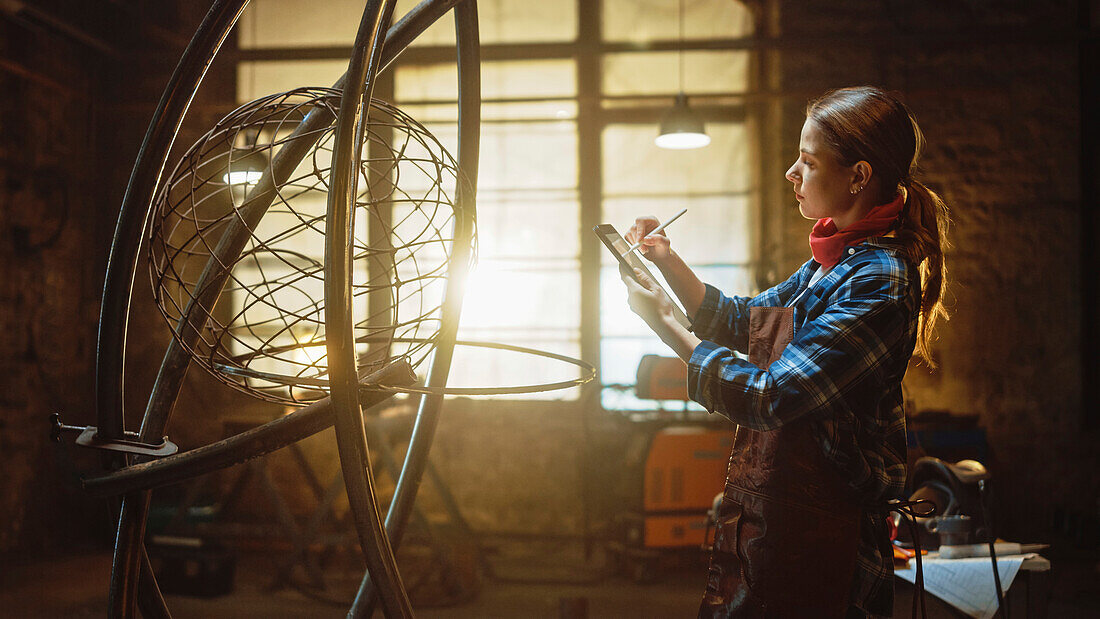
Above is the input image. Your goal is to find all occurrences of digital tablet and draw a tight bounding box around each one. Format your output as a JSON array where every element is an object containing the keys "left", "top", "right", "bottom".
[{"left": 593, "top": 223, "right": 692, "bottom": 329}]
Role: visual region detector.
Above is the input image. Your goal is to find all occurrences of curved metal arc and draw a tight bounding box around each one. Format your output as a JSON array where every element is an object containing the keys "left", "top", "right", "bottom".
[
  {"left": 136, "top": 552, "right": 171, "bottom": 619},
  {"left": 102, "top": 3, "right": 251, "bottom": 617},
  {"left": 352, "top": 1, "right": 481, "bottom": 614},
  {"left": 96, "top": 0, "right": 248, "bottom": 441},
  {"left": 324, "top": 1, "right": 412, "bottom": 618},
  {"left": 214, "top": 337, "right": 595, "bottom": 395},
  {"left": 331, "top": 0, "right": 462, "bottom": 92}
]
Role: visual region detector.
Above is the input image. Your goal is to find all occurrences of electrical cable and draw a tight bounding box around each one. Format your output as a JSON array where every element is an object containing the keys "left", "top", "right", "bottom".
[{"left": 978, "top": 479, "right": 1008, "bottom": 618}]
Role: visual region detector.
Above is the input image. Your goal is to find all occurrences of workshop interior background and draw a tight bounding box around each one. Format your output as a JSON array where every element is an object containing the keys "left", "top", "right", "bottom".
[{"left": 1, "top": 0, "right": 1098, "bottom": 615}]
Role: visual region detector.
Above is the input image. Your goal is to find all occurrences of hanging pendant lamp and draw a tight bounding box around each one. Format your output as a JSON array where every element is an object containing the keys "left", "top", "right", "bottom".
[
  {"left": 223, "top": 129, "right": 269, "bottom": 186},
  {"left": 656, "top": 0, "right": 709, "bottom": 150},
  {"left": 656, "top": 92, "right": 710, "bottom": 149}
]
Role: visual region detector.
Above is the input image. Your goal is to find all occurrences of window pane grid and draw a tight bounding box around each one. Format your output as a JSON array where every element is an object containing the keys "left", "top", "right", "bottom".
[
  {"left": 398, "top": 81, "right": 580, "bottom": 398},
  {"left": 240, "top": 0, "right": 578, "bottom": 49},
  {"left": 599, "top": 117, "right": 753, "bottom": 409},
  {"left": 601, "top": 0, "right": 754, "bottom": 43},
  {"left": 235, "top": 0, "right": 755, "bottom": 405}
]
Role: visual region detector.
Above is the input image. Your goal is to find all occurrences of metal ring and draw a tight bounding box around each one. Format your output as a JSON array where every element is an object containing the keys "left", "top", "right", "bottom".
[{"left": 218, "top": 337, "right": 596, "bottom": 396}]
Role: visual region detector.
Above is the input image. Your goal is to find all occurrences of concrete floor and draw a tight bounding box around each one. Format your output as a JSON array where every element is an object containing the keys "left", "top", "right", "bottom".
[
  {"left": 0, "top": 544, "right": 705, "bottom": 618},
  {"left": 2, "top": 546, "right": 1097, "bottom": 618}
]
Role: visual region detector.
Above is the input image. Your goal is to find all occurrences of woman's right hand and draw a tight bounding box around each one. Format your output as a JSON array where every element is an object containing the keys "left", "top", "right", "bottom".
[{"left": 625, "top": 216, "right": 672, "bottom": 263}]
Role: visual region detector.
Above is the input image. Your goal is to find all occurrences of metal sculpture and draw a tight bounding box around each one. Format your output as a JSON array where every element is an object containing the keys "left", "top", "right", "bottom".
[
  {"left": 49, "top": 0, "right": 595, "bottom": 617},
  {"left": 147, "top": 87, "right": 463, "bottom": 406}
]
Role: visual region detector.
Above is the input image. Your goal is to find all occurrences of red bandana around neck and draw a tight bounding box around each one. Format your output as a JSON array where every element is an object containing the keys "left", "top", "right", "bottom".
[{"left": 808, "top": 192, "right": 905, "bottom": 269}]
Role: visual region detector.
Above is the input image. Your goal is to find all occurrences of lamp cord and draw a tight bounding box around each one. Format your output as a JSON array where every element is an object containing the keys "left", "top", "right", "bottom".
[{"left": 678, "top": 0, "right": 685, "bottom": 94}]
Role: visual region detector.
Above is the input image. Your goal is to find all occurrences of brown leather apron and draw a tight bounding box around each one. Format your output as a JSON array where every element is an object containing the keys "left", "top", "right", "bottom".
[{"left": 699, "top": 306, "right": 862, "bottom": 618}]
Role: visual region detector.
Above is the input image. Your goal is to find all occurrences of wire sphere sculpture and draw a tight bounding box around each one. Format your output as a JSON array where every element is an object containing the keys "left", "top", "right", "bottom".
[{"left": 148, "top": 87, "right": 469, "bottom": 406}]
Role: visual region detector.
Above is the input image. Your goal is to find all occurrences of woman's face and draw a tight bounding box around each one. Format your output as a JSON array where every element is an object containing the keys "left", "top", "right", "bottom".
[{"left": 785, "top": 118, "right": 859, "bottom": 223}]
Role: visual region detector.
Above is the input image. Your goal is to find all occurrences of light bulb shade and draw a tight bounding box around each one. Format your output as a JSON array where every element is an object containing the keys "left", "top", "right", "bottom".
[
  {"left": 224, "top": 170, "right": 264, "bottom": 185},
  {"left": 656, "top": 93, "right": 710, "bottom": 150},
  {"left": 223, "top": 148, "right": 269, "bottom": 186}
]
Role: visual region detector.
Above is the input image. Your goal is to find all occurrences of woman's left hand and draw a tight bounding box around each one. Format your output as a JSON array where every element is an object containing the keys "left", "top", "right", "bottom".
[
  {"left": 619, "top": 263, "right": 702, "bottom": 361},
  {"left": 620, "top": 264, "right": 675, "bottom": 331}
]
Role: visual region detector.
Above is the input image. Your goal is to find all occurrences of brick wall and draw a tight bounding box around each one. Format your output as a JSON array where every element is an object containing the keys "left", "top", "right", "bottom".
[
  {"left": 0, "top": 1, "right": 239, "bottom": 554},
  {"left": 768, "top": 0, "right": 1094, "bottom": 539},
  {"left": 1, "top": 4, "right": 109, "bottom": 554}
]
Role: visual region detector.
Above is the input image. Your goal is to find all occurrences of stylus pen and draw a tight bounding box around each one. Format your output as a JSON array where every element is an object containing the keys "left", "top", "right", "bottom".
[{"left": 625, "top": 208, "right": 688, "bottom": 254}]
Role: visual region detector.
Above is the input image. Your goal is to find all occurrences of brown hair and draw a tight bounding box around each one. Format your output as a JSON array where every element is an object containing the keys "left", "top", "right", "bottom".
[{"left": 806, "top": 86, "right": 950, "bottom": 366}]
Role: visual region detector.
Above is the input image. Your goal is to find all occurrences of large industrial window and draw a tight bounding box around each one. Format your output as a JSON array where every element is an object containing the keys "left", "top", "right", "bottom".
[
  {"left": 233, "top": 0, "right": 754, "bottom": 405},
  {"left": 393, "top": 58, "right": 582, "bottom": 399},
  {"left": 598, "top": 0, "right": 754, "bottom": 410}
]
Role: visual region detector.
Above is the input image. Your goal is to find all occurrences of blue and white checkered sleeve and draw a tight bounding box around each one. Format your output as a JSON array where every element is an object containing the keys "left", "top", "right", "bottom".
[
  {"left": 689, "top": 284, "right": 752, "bottom": 352},
  {"left": 687, "top": 262, "right": 912, "bottom": 431},
  {"left": 690, "top": 265, "right": 806, "bottom": 353}
]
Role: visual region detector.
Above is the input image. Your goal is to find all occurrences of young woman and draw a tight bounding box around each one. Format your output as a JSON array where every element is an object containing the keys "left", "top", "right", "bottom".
[{"left": 620, "top": 86, "right": 950, "bottom": 618}]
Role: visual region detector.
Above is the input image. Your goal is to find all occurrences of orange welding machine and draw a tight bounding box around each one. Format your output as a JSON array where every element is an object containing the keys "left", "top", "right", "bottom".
[{"left": 615, "top": 356, "right": 731, "bottom": 581}]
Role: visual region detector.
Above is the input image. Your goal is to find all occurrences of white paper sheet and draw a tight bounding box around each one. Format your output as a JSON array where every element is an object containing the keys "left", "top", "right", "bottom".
[{"left": 894, "top": 552, "right": 1038, "bottom": 619}]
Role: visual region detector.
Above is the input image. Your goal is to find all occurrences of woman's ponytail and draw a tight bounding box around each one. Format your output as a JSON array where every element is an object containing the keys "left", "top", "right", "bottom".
[
  {"left": 895, "top": 179, "right": 951, "bottom": 367},
  {"left": 808, "top": 86, "right": 951, "bottom": 366}
]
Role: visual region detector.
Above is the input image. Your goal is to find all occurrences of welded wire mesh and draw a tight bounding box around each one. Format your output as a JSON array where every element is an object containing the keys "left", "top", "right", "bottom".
[{"left": 148, "top": 87, "right": 471, "bottom": 405}]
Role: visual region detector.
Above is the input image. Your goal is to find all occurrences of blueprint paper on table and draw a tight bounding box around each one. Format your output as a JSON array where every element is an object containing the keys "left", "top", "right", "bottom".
[{"left": 894, "top": 552, "right": 1036, "bottom": 619}]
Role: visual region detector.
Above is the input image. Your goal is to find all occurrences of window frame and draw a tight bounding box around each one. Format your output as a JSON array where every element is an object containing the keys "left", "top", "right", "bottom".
[{"left": 231, "top": 0, "right": 762, "bottom": 409}]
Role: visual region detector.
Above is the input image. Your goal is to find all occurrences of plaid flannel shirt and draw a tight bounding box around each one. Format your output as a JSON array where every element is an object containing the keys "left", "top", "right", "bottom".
[{"left": 687, "top": 238, "right": 919, "bottom": 618}]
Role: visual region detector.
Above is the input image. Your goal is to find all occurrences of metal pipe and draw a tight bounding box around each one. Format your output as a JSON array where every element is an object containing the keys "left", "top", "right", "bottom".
[
  {"left": 350, "top": 1, "right": 480, "bottom": 614},
  {"left": 111, "top": 86, "right": 340, "bottom": 619},
  {"left": 83, "top": 361, "right": 415, "bottom": 497},
  {"left": 325, "top": 1, "right": 411, "bottom": 617},
  {"left": 388, "top": 0, "right": 481, "bottom": 550},
  {"left": 136, "top": 551, "right": 171, "bottom": 619},
  {"left": 100, "top": 5, "right": 250, "bottom": 614},
  {"left": 95, "top": 0, "right": 248, "bottom": 443},
  {"left": 109, "top": 489, "right": 152, "bottom": 618}
]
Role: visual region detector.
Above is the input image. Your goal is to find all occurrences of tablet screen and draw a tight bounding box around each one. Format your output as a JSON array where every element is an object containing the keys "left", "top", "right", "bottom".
[{"left": 593, "top": 224, "right": 692, "bottom": 329}]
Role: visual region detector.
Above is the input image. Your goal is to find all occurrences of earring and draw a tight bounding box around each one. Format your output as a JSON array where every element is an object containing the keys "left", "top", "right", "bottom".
[{"left": 850, "top": 185, "right": 863, "bottom": 194}]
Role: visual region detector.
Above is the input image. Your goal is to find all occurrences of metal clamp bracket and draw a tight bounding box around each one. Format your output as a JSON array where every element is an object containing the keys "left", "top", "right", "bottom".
[{"left": 50, "top": 413, "right": 178, "bottom": 458}]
